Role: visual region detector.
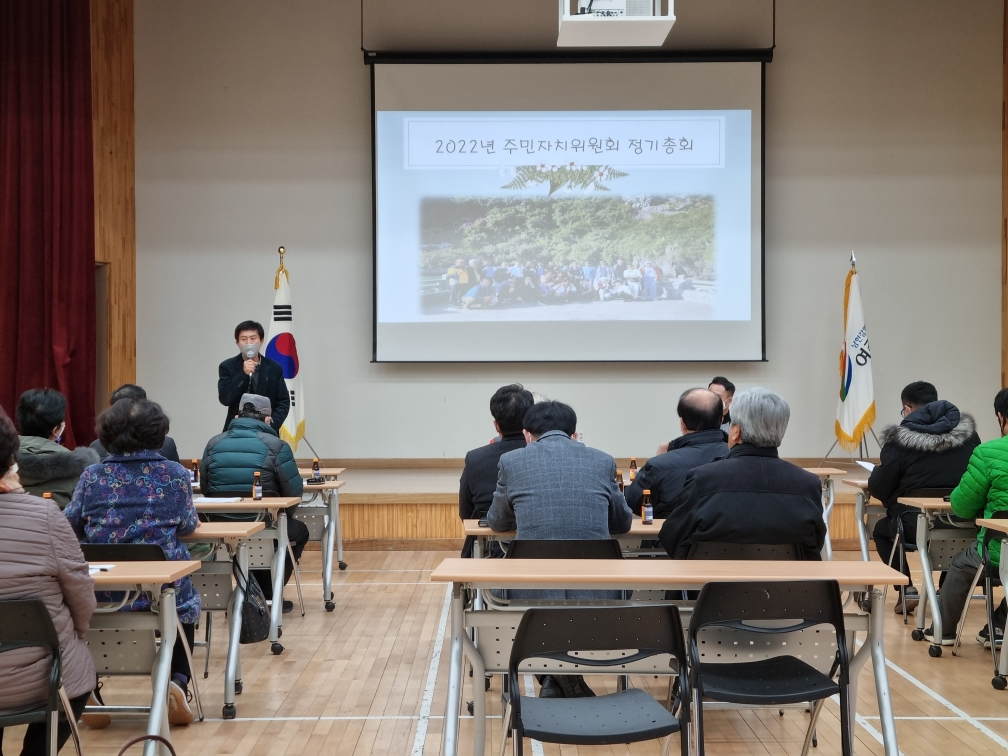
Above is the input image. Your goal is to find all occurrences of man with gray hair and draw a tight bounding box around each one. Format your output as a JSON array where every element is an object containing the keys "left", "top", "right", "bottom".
[{"left": 657, "top": 387, "right": 826, "bottom": 560}]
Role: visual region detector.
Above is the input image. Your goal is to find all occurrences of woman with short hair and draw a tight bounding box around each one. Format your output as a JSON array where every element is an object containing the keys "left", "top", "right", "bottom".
[
  {"left": 0, "top": 408, "right": 97, "bottom": 754},
  {"left": 65, "top": 398, "right": 200, "bottom": 726}
]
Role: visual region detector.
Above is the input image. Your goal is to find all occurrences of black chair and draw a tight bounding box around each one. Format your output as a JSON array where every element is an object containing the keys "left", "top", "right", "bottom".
[
  {"left": 686, "top": 542, "right": 804, "bottom": 560},
  {"left": 951, "top": 511, "right": 1008, "bottom": 688},
  {"left": 504, "top": 606, "right": 689, "bottom": 756},
  {"left": 80, "top": 543, "right": 167, "bottom": 562},
  {"left": 893, "top": 487, "right": 954, "bottom": 624},
  {"left": 80, "top": 542, "right": 204, "bottom": 721},
  {"left": 688, "top": 580, "right": 852, "bottom": 756},
  {"left": 504, "top": 539, "right": 624, "bottom": 560},
  {"left": 0, "top": 600, "right": 83, "bottom": 756}
]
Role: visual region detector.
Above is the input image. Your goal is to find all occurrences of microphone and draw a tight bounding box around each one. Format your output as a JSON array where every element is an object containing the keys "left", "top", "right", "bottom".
[{"left": 244, "top": 346, "right": 259, "bottom": 383}]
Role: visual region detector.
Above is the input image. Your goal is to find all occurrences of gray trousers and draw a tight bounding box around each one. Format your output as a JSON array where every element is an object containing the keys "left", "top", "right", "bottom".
[{"left": 938, "top": 546, "right": 983, "bottom": 632}]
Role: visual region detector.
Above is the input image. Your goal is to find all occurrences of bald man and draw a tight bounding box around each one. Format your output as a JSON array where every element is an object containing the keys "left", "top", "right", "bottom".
[{"left": 625, "top": 388, "right": 729, "bottom": 518}]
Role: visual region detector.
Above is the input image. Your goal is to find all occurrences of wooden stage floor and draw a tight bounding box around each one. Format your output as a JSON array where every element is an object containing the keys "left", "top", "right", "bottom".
[{"left": 31, "top": 550, "right": 1008, "bottom": 756}]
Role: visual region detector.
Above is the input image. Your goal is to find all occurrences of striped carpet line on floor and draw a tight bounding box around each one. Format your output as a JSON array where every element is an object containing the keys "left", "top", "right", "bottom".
[{"left": 412, "top": 584, "right": 453, "bottom": 756}]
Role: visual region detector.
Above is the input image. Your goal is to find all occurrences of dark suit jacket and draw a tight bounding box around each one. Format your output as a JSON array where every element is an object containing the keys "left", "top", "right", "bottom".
[
  {"left": 625, "top": 429, "right": 728, "bottom": 517},
  {"left": 90, "top": 436, "right": 180, "bottom": 464},
  {"left": 658, "top": 444, "right": 826, "bottom": 561},
  {"left": 487, "top": 430, "right": 632, "bottom": 538},
  {"left": 218, "top": 354, "right": 290, "bottom": 432},
  {"left": 459, "top": 433, "right": 526, "bottom": 557}
]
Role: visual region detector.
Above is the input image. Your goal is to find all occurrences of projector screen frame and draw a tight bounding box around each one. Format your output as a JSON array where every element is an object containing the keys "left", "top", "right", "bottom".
[{"left": 368, "top": 54, "right": 769, "bottom": 364}]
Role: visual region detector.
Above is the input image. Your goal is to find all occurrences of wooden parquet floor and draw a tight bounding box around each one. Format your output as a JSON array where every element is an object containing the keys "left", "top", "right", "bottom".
[{"left": 15, "top": 550, "right": 1008, "bottom": 756}]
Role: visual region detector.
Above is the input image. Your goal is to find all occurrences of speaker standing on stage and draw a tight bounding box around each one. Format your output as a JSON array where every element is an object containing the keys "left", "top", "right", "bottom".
[{"left": 218, "top": 320, "right": 290, "bottom": 432}]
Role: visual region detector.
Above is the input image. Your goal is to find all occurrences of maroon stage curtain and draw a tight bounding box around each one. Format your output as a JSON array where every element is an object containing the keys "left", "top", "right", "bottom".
[{"left": 0, "top": 0, "right": 96, "bottom": 446}]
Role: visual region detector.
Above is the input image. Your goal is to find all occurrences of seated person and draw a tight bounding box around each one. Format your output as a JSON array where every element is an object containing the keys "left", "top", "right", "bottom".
[
  {"left": 200, "top": 394, "right": 308, "bottom": 611},
  {"left": 655, "top": 377, "right": 734, "bottom": 455},
  {"left": 89, "top": 384, "right": 180, "bottom": 461},
  {"left": 926, "top": 388, "right": 1008, "bottom": 646},
  {"left": 658, "top": 387, "right": 826, "bottom": 561},
  {"left": 459, "top": 384, "right": 534, "bottom": 558},
  {"left": 487, "top": 400, "right": 632, "bottom": 700},
  {"left": 16, "top": 388, "right": 100, "bottom": 507},
  {"left": 461, "top": 278, "right": 496, "bottom": 309},
  {"left": 0, "top": 409, "right": 98, "bottom": 754},
  {"left": 65, "top": 398, "right": 199, "bottom": 725},
  {"left": 869, "top": 381, "right": 979, "bottom": 613},
  {"left": 626, "top": 388, "right": 728, "bottom": 518}
]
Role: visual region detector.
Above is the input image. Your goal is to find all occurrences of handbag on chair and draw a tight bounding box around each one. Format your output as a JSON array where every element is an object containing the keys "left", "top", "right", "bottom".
[{"left": 232, "top": 561, "right": 270, "bottom": 644}]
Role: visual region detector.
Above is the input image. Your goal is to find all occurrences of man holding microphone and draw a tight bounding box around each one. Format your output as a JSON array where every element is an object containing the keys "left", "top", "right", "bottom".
[{"left": 218, "top": 320, "right": 290, "bottom": 432}]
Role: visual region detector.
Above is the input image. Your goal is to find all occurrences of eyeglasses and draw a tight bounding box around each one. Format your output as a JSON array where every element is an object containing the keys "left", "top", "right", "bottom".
[{"left": 900, "top": 405, "right": 912, "bottom": 419}]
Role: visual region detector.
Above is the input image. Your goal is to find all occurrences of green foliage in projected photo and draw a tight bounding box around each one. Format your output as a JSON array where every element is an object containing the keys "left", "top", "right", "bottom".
[{"left": 420, "top": 193, "right": 715, "bottom": 278}]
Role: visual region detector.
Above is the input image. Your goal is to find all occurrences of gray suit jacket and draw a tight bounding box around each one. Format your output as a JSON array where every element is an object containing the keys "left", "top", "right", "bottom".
[{"left": 487, "top": 430, "right": 632, "bottom": 539}]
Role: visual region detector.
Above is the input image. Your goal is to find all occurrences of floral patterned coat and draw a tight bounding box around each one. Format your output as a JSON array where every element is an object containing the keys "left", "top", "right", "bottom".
[{"left": 65, "top": 449, "right": 201, "bottom": 624}]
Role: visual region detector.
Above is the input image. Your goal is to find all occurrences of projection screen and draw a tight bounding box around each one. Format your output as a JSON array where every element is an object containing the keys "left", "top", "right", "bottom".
[{"left": 372, "top": 61, "right": 764, "bottom": 362}]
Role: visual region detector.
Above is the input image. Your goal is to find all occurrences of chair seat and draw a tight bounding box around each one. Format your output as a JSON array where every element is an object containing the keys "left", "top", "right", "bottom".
[
  {"left": 698, "top": 656, "right": 839, "bottom": 705},
  {"left": 519, "top": 688, "right": 679, "bottom": 745}
]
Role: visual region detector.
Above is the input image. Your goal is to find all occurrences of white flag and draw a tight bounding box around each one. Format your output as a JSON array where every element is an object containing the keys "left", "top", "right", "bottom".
[
  {"left": 265, "top": 256, "right": 305, "bottom": 451},
  {"left": 835, "top": 265, "right": 875, "bottom": 450}
]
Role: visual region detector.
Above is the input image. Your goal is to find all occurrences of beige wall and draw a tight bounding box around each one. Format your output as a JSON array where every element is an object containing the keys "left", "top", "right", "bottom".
[{"left": 135, "top": 0, "right": 1003, "bottom": 460}]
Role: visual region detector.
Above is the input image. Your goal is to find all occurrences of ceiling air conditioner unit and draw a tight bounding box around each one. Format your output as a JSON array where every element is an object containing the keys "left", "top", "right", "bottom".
[{"left": 557, "top": 0, "right": 675, "bottom": 47}]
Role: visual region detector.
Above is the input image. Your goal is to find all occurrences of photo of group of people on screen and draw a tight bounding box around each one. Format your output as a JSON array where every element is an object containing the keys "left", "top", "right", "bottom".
[{"left": 432, "top": 257, "right": 696, "bottom": 310}]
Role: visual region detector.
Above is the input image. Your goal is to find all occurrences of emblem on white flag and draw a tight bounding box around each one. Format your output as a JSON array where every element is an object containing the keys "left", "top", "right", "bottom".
[
  {"left": 835, "top": 256, "right": 875, "bottom": 450},
  {"left": 265, "top": 247, "right": 305, "bottom": 451}
]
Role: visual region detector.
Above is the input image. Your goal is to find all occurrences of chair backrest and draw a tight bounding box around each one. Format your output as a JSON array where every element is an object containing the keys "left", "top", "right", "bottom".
[
  {"left": 80, "top": 543, "right": 167, "bottom": 562},
  {"left": 509, "top": 606, "right": 686, "bottom": 686},
  {"left": 901, "top": 487, "right": 954, "bottom": 500},
  {"left": 689, "top": 580, "right": 844, "bottom": 635},
  {"left": 504, "top": 539, "right": 624, "bottom": 560},
  {"left": 0, "top": 600, "right": 60, "bottom": 653},
  {"left": 982, "top": 510, "right": 1008, "bottom": 556},
  {"left": 686, "top": 542, "right": 803, "bottom": 561}
]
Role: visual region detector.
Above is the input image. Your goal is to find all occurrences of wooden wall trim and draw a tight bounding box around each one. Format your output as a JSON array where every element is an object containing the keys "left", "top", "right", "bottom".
[{"left": 90, "top": 0, "right": 137, "bottom": 406}]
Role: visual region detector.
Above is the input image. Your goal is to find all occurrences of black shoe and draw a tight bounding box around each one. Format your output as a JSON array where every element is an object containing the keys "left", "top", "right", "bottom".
[
  {"left": 569, "top": 676, "right": 596, "bottom": 698},
  {"left": 977, "top": 624, "right": 1004, "bottom": 648},
  {"left": 282, "top": 600, "right": 294, "bottom": 614},
  {"left": 554, "top": 675, "right": 595, "bottom": 698},
  {"left": 538, "top": 675, "right": 564, "bottom": 698},
  {"left": 894, "top": 586, "right": 919, "bottom": 614},
  {"left": 923, "top": 625, "right": 956, "bottom": 646}
]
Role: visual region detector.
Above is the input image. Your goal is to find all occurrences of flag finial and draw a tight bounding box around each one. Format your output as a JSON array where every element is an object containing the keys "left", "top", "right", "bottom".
[
  {"left": 275, "top": 246, "right": 289, "bottom": 289},
  {"left": 850, "top": 250, "right": 856, "bottom": 269}
]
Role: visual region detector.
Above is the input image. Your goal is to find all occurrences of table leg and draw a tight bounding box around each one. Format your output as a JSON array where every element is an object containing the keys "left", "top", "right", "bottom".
[
  {"left": 856, "top": 491, "right": 870, "bottom": 562},
  {"left": 270, "top": 512, "right": 288, "bottom": 651},
  {"left": 144, "top": 587, "right": 177, "bottom": 756},
  {"left": 917, "top": 512, "right": 941, "bottom": 641},
  {"left": 868, "top": 587, "right": 899, "bottom": 756},
  {"left": 322, "top": 489, "right": 335, "bottom": 610},
  {"left": 442, "top": 583, "right": 465, "bottom": 756},
  {"left": 333, "top": 487, "right": 345, "bottom": 569},
  {"left": 822, "top": 477, "right": 835, "bottom": 561},
  {"left": 473, "top": 537, "right": 484, "bottom": 612},
  {"left": 462, "top": 631, "right": 486, "bottom": 756},
  {"left": 224, "top": 541, "right": 248, "bottom": 718},
  {"left": 999, "top": 539, "right": 1008, "bottom": 678}
]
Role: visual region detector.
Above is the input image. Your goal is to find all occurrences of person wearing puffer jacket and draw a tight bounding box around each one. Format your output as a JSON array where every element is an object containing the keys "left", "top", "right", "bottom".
[
  {"left": 869, "top": 382, "right": 980, "bottom": 616},
  {"left": 16, "top": 388, "right": 99, "bottom": 508},
  {"left": 200, "top": 393, "right": 306, "bottom": 609},
  {"left": 0, "top": 407, "right": 97, "bottom": 755},
  {"left": 927, "top": 389, "right": 1008, "bottom": 648}
]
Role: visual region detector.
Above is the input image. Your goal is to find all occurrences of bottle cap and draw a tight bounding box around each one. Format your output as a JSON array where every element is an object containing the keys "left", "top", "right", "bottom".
[
  {"left": 644, "top": 489, "right": 651, "bottom": 495},
  {"left": 42, "top": 492, "right": 52, "bottom": 499}
]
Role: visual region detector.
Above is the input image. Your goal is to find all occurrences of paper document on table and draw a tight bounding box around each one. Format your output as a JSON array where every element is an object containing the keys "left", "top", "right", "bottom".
[
  {"left": 856, "top": 460, "right": 875, "bottom": 472},
  {"left": 88, "top": 564, "right": 115, "bottom": 575},
  {"left": 193, "top": 496, "right": 242, "bottom": 503}
]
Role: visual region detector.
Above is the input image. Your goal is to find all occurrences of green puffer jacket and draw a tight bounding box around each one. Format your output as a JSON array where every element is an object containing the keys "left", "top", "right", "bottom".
[
  {"left": 950, "top": 434, "right": 1008, "bottom": 566},
  {"left": 199, "top": 418, "right": 303, "bottom": 498}
]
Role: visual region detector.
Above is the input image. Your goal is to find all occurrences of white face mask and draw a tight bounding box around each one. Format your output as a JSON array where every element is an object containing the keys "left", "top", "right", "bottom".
[
  {"left": 9, "top": 463, "right": 17, "bottom": 475},
  {"left": 242, "top": 342, "right": 261, "bottom": 360}
]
